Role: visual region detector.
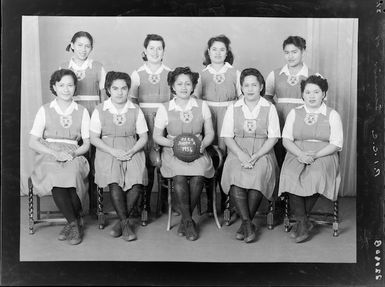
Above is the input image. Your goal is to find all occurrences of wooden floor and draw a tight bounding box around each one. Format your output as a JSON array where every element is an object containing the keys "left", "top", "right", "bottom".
[{"left": 20, "top": 195, "right": 356, "bottom": 262}]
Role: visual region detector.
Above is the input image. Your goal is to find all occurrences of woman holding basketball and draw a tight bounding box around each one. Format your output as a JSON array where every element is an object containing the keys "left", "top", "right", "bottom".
[{"left": 153, "top": 67, "right": 215, "bottom": 241}]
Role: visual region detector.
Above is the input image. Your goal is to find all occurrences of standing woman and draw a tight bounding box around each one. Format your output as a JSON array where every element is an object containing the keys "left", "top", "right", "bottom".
[
  {"left": 195, "top": 34, "right": 241, "bottom": 212},
  {"left": 265, "top": 36, "right": 320, "bottom": 166},
  {"left": 60, "top": 31, "right": 107, "bottom": 115},
  {"left": 29, "top": 69, "right": 90, "bottom": 245},
  {"left": 153, "top": 67, "right": 215, "bottom": 241},
  {"left": 90, "top": 71, "right": 148, "bottom": 242},
  {"left": 130, "top": 34, "right": 172, "bottom": 215},
  {"left": 221, "top": 68, "right": 280, "bottom": 243},
  {"left": 278, "top": 75, "right": 343, "bottom": 243}
]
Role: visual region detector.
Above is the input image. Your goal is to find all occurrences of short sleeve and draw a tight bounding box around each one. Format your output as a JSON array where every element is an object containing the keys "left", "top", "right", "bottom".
[
  {"left": 220, "top": 104, "right": 235, "bottom": 138},
  {"left": 81, "top": 109, "right": 90, "bottom": 139},
  {"left": 281, "top": 109, "right": 295, "bottom": 140},
  {"left": 99, "top": 66, "right": 107, "bottom": 90},
  {"left": 236, "top": 70, "right": 242, "bottom": 97},
  {"left": 89, "top": 108, "right": 102, "bottom": 134},
  {"left": 265, "top": 71, "right": 275, "bottom": 96},
  {"left": 329, "top": 110, "right": 343, "bottom": 149},
  {"left": 30, "top": 106, "right": 46, "bottom": 138},
  {"left": 154, "top": 105, "right": 168, "bottom": 130},
  {"left": 267, "top": 105, "right": 281, "bottom": 138},
  {"left": 130, "top": 71, "right": 140, "bottom": 99},
  {"left": 136, "top": 108, "right": 149, "bottom": 134},
  {"left": 193, "top": 75, "right": 203, "bottom": 99},
  {"left": 201, "top": 101, "right": 212, "bottom": 120}
]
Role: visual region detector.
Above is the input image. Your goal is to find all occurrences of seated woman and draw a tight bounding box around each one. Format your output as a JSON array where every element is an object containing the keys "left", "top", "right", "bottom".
[
  {"left": 90, "top": 71, "right": 148, "bottom": 242},
  {"left": 221, "top": 68, "right": 280, "bottom": 243},
  {"left": 29, "top": 69, "right": 90, "bottom": 245},
  {"left": 278, "top": 75, "right": 343, "bottom": 243},
  {"left": 153, "top": 67, "right": 215, "bottom": 241}
]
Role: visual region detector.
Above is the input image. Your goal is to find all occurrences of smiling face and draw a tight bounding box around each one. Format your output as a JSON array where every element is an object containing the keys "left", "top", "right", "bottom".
[
  {"left": 208, "top": 41, "right": 227, "bottom": 65},
  {"left": 109, "top": 79, "right": 129, "bottom": 105},
  {"left": 144, "top": 40, "right": 164, "bottom": 64},
  {"left": 241, "top": 75, "right": 263, "bottom": 102},
  {"left": 71, "top": 36, "right": 92, "bottom": 61},
  {"left": 302, "top": 83, "right": 325, "bottom": 109},
  {"left": 283, "top": 44, "right": 304, "bottom": 68},
  {"left": 53, "top": 75, "right": 76, "bottom": 102},
  {"left": 173, "top": 74, "right": 193, "bottom": 100}
]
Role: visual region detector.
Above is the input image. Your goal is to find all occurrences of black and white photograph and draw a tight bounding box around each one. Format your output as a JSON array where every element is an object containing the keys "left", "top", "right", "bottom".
[{"left": 2, "top": 0, "right": 384, "bottom": 286}]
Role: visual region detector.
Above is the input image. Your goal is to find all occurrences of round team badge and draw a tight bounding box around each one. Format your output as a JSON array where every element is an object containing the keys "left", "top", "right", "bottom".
[
  {"left": 179, "top": 110, "right": 194, "bottom": 123},
  {"left": 113, "top": 114, "right": 126, "bottom": 126},
  {"left": 243, "top": 119, "right": 257, "bottom": 133},
  {"left": 60, "top": 115, "right": 73, "bottom": 128},
  {"left": 148, "top": 74, "right": 161, "bottom": 84},
  {"left": 213, "top": 73, "right": 225, "bottom": 84},
  {"left": 287, "top": 75, "right": 299, "bottom": 86},
  {"left": 73, "top": 69, "right": 86, "bottom": 81},
  {"left": 304, "top": 113, "right": 318, "bottom": 125}
]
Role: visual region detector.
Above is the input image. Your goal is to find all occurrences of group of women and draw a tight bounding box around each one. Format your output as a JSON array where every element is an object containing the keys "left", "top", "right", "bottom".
[{"left": 29, "top": 31, "right": 343, "bottom": 246}]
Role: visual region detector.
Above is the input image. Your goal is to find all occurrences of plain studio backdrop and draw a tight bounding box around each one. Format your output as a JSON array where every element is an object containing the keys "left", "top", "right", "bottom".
[{"left": 20, "top": 16, "right": 357, "bottom": 198}]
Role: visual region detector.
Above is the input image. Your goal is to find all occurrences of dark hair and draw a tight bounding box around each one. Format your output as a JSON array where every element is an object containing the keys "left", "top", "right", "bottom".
[
  {"left": 240, "top": 68, "right": 266, "bottom": 96},
  {"left": 300, "top": 75, "right": 328, "bottom": 95},
  {"left": 167, "top": 67, "right": 199, "bottom": 95},
  {"left": 104, "top": 71, "right": 132, "bottom": 97},
  {"left": 66, "top": 31, "right": 94, "bottom": 52},
  {"left": 141, "top": 34, "right": 165, "bottom": 61},
  {"left": 282, "top": 36, "right": 306, "bottom": 51},
  {"left": 203, "top": 35, "right": 234, "bottom": 66},
  {"left": 49, "top": 69, "right": 77, "bottom": 96}
]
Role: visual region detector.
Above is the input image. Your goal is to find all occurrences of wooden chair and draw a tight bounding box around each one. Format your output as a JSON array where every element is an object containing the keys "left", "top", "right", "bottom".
[
  {"left": 156, "top": 145, "right": 224, "bottom": 231},
  {"left": 28, "top": 177, "right": 66, "bottom": 234},
  {"left": 283, "top": 193, "right": 339, "bottom": 237}
]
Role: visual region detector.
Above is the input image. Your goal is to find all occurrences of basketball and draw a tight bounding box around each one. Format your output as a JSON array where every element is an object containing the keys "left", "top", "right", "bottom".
[{"left": 173, "top": 133, "right": 202, "bottom": 163}]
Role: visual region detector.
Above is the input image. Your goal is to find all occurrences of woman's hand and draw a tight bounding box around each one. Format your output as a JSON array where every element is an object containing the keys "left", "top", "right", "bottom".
[
  {"left": 54, "top": 151, "right": 74, "bottom": 162},
  {"left": 248, "top": 153, "right": 260, "bottom": 167},
  {"left": 297, "top": 151, "right": 315, "bottom": 165},
  {"left": 199, "top": 142, "right": 207, "bottom": 154},
  {"left": 110, "top": 148, "right": 129, "bottom": 161},
  {"left": 238, "top": 150, "right": 252, "bottom": 169},
  {"left": 167, "top": 138, "right": 174, "bottom": 148}
]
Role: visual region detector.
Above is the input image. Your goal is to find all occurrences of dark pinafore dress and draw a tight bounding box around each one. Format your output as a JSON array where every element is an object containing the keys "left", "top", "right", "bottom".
[
  {"left": 278, "top": 106, "right": 341, "bottom": 201},
  {"left": 221, "top": 104, "right": 279, "bottom": 199},
  {"left": 160, "top": 99, "right": 214, "bottom": 178},
  {"left": 93, "top": 103, "right": 148, "bottom": 191},
  {"left": 31, "top": 103, "right": 90, "bottom": 211}
]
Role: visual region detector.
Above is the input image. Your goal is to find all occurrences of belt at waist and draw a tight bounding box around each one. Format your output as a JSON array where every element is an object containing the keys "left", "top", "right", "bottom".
[
  {"left": 139, "top": 103, "right": 164, "bottom": 109},
  {"left": 205, "top": 100, "right": 232, "bottom": 107},
  {"left": 300, "top": 139, "right": 326, "bottom": 143},
  {"left": 73, "top": 95, "right": 100, "bottom": 101},
  {"left": 277, "top": 98, "right": 304, "bottom": 104},
  {"left": 102, "top": 135, "right": 135, "bottom": 138},
  {"left": 167, "top": 133, "right": 202, "bottom": 140},
  {"left": 45, "top": 138, "right": 78, "bottom": 145}
]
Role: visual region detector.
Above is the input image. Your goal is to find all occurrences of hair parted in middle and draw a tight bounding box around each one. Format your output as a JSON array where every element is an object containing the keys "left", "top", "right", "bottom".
[
  {"left": 240, "top": 68, "right": 266, "bottom": 96},
  {"left": 167, "top": 67, "right": 199, "bottom": 95},
  {"left": 104, "top": 71, "right": 132, "bottom": 97},
  {"left": 203, "top": 34, "right": 234, "bottom": 66}
]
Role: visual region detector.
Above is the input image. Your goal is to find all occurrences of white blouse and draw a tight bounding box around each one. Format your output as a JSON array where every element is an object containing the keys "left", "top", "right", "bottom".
[
  {"left": 220, "top": 97, "right": 281, "bottom": 138},
  {"left": 154, "top": 98, "right": 211, "bottom": 130},
  {"left": 30, "top": 100, "right": 90, "bottom": 139},
  {"left": 89, "top": 98, "right": 148, "bottom": 135},
  {"left": 282, "top": 103, "right": 343, "bottom": 149}
]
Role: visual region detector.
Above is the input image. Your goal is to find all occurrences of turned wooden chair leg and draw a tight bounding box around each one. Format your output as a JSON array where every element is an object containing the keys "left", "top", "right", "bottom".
[
  {"left": 28, "top": 178, "right": 35, "bottom": 235},
  {"left": 333, "top": 200, "right": 339, "bottom": 237},
  {"left": 283, "top": 194, "right": 290, "bottom": 232},
  {"left": 156, "top": 168, "right": 162, "bottom": 217},
  {"left": 141, "top": 186, "right": 148, "bottom": 226},
  {"left": 97, "top": 187, "right": 106, "bottom": 229},
  {"left": 267, "top": 200, "right": 274, "bottom": 230},
  {"left": 223, "top": 194, "right": 231, "bottom": 226}
]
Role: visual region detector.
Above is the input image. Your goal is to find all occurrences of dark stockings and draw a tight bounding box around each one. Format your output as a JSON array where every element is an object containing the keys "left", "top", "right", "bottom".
[
  {"left": 230, "top": 185, "right": 263, "bottom": 221},
  {"left": 305, "top": 193, "right": 320, "bottom": 215},
  {"left": 109, "top": 183, "right": 142, "bottom": 220},
  {"left": 289, "top": 193, "right": 320, "bottom": 218},
  {"left": 52, "top": 187, "right": 79, "bottom": 223},
  {"left": 173, "top": 176, "right": 204, "bottom": 220}
]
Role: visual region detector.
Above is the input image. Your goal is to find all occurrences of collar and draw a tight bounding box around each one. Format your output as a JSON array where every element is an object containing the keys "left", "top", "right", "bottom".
[
  {"left": 103, "top": 98, "right": 135, "bottom": 114},
  {"left": 50, "top": 99, "right": 78, "bottom": 115},
  {"left": 234, "top": 96, "right": 270, "bottom": 108},
  {"left": 302, "top": 102, "right": 327, "bottom": 115},
  {"left": 138, "top": 63, "right": 171, "bottom": 75},
  {"left": 68, "top": 58, "right": 93, "bottom": 70},
  {"left": 279, "top": 63, "right": 309, "bottom": 77},
  {"left": 168, "top": 97, "right": 198, "bottom": 112},
  {"left": 202, "top": 62, "right": 233, "bottom": 74}
]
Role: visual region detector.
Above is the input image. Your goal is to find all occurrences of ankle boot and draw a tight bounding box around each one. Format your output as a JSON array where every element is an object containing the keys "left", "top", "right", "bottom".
[
  {"left": 68, "top": 221, "right": 82, "bottom": 245},
  {"left": 109, "top": 220, "right": 122, "bottom": 237},
  {"left": 58, "top": 222, "right": 71, "bottom": 241},
  {"left": 294, "top": 217, "right": 310, "bottom": 243},
  {"left": 121, "top": 218, "right": 137, "bottom": 241}
]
